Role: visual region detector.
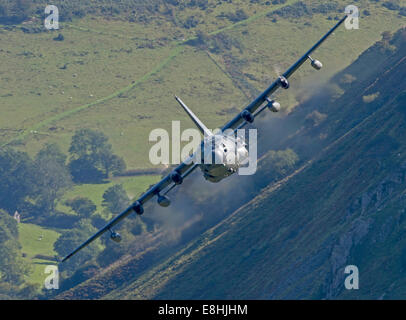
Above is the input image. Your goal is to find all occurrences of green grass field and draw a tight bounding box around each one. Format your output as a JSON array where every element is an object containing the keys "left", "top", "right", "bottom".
[
  {"left": 18, "top": 223, "right": 60, "bottom": 286},
  {"left": 2, "top": 0, "right": 405, "bottom": 169},
  {"left": 19, "top": 223, "right": 60, "bottom": 258}
]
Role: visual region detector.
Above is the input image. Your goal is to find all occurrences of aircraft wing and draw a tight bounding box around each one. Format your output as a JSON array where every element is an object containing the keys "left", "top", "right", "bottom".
[
  {"left": 61, "top": 162, "right": 198, "bottom": 262},
  {"left": 62, "top": 15, "right": 347, "bottom": 262},
  {"left": 222, "top": 15, "right": 348, "bottom": 131}
]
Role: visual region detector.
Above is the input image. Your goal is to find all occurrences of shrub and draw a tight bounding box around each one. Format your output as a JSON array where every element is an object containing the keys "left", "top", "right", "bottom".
[
  {"left": 382, "top": 1, "right": 400, "bottom": 11},
  {"left": 53, "top": 33, "right": 65, "bottom": 41}
]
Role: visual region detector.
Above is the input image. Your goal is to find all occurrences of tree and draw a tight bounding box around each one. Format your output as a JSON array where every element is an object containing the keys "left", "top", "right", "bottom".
[
  {"left": 68, "top": 129, "right": 126, "bottom": 182},
  {"left": 0, "top": 148, "right": 35, "bottom": 213},
  {"left": 33, "top": 144, "right": 72, "bottom": 214},
  {"left": 0, "top": 3, "right": 6, "bottom": 17},
  {"left": 91, "top": 214, "right": 107, "bottom": 229},
  {"left": 3, "top": 0, "right": 33, "bottom": 23},
  {"left": 53, "top": 33, "right": 65, "bottom": 41},
  {"left": 265, "top": 149, "right": 299, "bottom": 176},
  {"left": 69, "top": 128, "right": 108, "bottom": 159},
  {"left": 0, "top": 210, "right": 29, "bottom": 286},
  {"left": 102, "top": 185, "right": 130, "bottom": 214},
  {"left": 98, "top": 147, "right": 126, "bottom": 179},
  {"left": 254, "top": 149, "right": 299, "bottom": 188},
  {"left": 14, "top": 0, "right": 32, "bottom": 17},
  {"left": 54, "top": 219, "right": 101, "bottom": 273},
  {"left": 381, "top": 31, "right": 392, "bottom": 41},
  {"left": 69, "top": 157, "right": 104, "bottom": 183},
  {"left": 65, "top": 197, "right": 96, "bottom": 218},
  {"left": 96, "top": 226, "right": 135, "bottom": 267}
]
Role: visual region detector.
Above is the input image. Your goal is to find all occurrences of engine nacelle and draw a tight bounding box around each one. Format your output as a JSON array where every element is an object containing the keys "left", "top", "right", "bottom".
[
  {"left": 157, "top": 195, "right": 171, "bottom": 207},
  {"left": 170, "top": 171, "right": 183, "bottom": 185},
  {"left": 311, "top": 59, "right": 323, "bottom": 70},
  {"left": 110, "top": 232, "right": 122, "bottom": 243},
  {"left": 266, "top": 98, "right": 281, "bottom": 113},
  {"left": 278, "top": 76, "right": 289, "bottom": 89},
  {"left": 132, "top": 201, "right": 144, "bottom": 215},
  {"left": 241, "top": 110, "right": 254, "bottom": 123}
]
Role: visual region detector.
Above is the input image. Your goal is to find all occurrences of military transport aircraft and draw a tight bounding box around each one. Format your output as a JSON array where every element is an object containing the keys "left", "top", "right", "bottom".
[{"left": 62, "top": 15, "right": 348, "bottom": 262}]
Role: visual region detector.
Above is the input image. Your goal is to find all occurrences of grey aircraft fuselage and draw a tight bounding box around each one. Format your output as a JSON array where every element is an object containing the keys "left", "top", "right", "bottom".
[{"left": 198, "top": 133, "right": 249, "bottom": 183}]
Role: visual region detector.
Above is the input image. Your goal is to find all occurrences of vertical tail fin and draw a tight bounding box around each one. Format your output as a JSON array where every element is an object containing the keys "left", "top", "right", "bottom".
[{"left": 174, "top": 96, "right": 213, "bottom": 136}]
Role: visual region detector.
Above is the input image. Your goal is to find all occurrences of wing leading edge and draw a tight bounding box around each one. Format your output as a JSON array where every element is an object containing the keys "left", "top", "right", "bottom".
[
  {"left": 61, "top": 16, "right": 347, "bottom": 262},
  {"left": 222, "top": 14, "right": 348, "bottom": 131},
  {"left": 61, "top": 162, "right": 198, "bottom": 262}
]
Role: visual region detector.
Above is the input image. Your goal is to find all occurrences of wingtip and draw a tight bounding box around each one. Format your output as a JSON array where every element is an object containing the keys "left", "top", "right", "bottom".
[{"left": 60, "top": 254, "right": 70, "bottom": 263}]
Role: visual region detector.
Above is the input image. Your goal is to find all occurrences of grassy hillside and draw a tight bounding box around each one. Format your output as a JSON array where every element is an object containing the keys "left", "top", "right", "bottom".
[
  {"left": 18, "top": 223, "right": 60, "bottom": 286},
  {"left": 1, "top": 0, "right": 405, "bottom": 170},
  {"left": 58, "top": 27, "right": 406, "bottom": 300}
]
